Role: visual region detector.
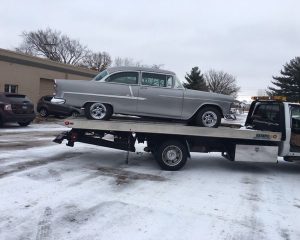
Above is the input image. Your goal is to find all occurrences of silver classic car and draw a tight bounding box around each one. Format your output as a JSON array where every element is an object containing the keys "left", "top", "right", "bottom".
[{"left": 53, "top": 67, "right": 233, "bottom": 127}]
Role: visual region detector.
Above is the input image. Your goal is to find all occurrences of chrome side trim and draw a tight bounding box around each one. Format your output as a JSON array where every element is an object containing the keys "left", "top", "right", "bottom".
[
  {"left": 184, "top": 97, "right": 230, "bottom": 103},
  {"left": 64, "top": 91, "right": 146, "bottom": 100},
  {"left": 159, "top": 95, "right": 183, "bottom": 99}
]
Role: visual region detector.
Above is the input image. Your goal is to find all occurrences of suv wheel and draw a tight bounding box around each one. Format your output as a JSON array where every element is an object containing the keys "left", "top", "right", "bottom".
[
  {"left": 18, "top": 121, "right": 31, "bottom": 127},
  {"left": 39, "top": 108, "right": 48, "bottom": 117},
  {"left": 71, "top": 111, "right": 79, "bottom": 118}
]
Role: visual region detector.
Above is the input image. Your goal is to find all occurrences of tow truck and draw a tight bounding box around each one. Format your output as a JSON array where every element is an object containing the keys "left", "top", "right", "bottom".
[{"left": 54, "top": 97, "right": 300, "bottom": 170}]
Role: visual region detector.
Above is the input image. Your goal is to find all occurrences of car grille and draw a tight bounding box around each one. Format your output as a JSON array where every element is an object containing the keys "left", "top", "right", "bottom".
[{"left": 11, "top": 104, "right": 34, "bottom": 114}]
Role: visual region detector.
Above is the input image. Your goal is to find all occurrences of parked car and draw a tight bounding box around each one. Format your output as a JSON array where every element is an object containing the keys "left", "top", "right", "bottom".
[
  {"left": 53, "top": 67, "right": 233, "bottom": 127},
  {"left": 0, "top": 92, "right": 35, "bottom": 127},
  {"left": 37, "top": 95, "right": 81, "bottom": 118}
]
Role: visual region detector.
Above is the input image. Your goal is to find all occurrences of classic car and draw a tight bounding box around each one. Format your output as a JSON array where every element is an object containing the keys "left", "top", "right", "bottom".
[{"left": 53, "top": 67, "right": 233, "bottom": 127}]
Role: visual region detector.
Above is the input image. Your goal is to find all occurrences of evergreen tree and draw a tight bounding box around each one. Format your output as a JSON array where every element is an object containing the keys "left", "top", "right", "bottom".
[
  {"left": 268, "top": 57, "right": 300, "bottom": 102},
  {"left": 183, "top": 67, "right": 208, "bottom": 91}
]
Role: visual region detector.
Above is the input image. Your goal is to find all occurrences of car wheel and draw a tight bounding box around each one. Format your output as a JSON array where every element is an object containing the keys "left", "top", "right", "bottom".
[
  {"left": 39, "top": 108, "right": 48, "bottom": 117},
  {"left": 196, "top": 107, "right": 221, "bottom": 128},
  {"left": 71, "top": 111, "right": 79, "bottom": 118},
  {"left": 155, "top": 140, "right": 188, "bottom": 171},
  {"left": 85, "top": 103, "right": 113, "bottom": 120},
  {"left": 18, "top": 121, "right": 31, "bottom": 127}
]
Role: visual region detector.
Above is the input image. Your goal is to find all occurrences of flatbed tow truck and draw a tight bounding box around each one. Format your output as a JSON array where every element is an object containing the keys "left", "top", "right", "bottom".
[{"left": 54, "top": 97, "right": 300, "bottom": 170}]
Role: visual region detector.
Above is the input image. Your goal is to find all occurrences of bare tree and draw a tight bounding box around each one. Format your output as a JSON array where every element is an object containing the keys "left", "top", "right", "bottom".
[
  {"left": 83, "top": 51, "right": 112, "bottom": 71},
  {"left": 16, "top": 28, "right": 88, "bottom": 65},
  {"left": 151, "top": 64, "right": 164, "bottom": 69},
  {"left": 113, "top": 57, "right": 163, "bottom": 69},
  {"left": 205, "top": 70, "right": 240, "bottom": 98},
  {"left": 113, "top": 57, "right": 142, "bottom": 67}
]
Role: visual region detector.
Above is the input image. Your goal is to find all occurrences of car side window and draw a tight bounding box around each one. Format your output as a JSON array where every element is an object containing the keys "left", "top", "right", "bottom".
[
  {"left": 105, "top": 72, "right": 138, "bottom": 84},
  {"left": 142, "top": 73, "right": 172, "bottom": 88},
  {"left": 44, "top": 96, "right": 52, "bottom": 102}
]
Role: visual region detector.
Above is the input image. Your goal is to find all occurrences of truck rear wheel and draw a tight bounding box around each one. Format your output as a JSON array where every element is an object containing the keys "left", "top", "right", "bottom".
[{"left": 155, "top": 140, "right": 188, "bottom": 171}]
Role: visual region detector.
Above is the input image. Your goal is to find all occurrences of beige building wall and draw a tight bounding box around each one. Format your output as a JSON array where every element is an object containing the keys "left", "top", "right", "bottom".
[{"left": 0, "top": 48, "right": 97, "bottom": 106}]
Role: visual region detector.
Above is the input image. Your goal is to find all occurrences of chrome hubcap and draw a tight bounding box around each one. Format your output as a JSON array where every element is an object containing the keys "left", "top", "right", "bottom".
[
  {"left": 162, "top": 146, "right": 182, "bottom": 166},
  {"left": 202, "top": 111, "right": 217, "bottom": 127},
  {"left": 90, "top": 103, "right": 107, "bottom": 120}
]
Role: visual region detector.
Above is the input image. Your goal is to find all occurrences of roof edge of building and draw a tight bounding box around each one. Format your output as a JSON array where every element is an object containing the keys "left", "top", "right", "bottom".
[{"left": 0, "top": 48, "right": 98, "bottom": 78}]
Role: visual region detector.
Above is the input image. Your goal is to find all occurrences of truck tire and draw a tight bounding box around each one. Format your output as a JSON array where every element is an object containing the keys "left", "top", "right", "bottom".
[
  {"left": 85, "top": 103, "right": 113, "bottom": 120},
  {"left": 155, "top": 140, "right": 188, "bottom": 171},
  {"left": 196, "top": 107, "right": 221, "bottom": 128}
]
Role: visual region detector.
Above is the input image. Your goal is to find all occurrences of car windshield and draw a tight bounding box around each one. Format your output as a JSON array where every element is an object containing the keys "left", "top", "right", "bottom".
[{"left": 93, "top": 70, "right": 108, "bottom": 81}]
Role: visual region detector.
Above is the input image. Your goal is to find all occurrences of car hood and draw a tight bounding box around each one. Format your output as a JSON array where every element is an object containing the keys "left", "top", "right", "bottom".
[{"left": 184, "top": 89, "right": 234, "bottom": 102}]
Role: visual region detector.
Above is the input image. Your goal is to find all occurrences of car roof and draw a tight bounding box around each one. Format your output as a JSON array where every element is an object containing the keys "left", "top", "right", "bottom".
[{"left": 106, "top": 66, "right": 175, "bottom": 75}]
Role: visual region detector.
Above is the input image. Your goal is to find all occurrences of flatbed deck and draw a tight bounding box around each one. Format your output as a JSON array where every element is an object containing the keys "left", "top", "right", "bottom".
[{"left": 63, "top": 118, "right": 281, "bottom": 142}]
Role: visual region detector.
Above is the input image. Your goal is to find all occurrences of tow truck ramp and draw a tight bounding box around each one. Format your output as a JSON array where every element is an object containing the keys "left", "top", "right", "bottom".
[
  {"left": 55, "top": 118, "right": 282, "bottom": 170},
  {"left": 63, "top": 119, "right": 281, "bottom": 142}
]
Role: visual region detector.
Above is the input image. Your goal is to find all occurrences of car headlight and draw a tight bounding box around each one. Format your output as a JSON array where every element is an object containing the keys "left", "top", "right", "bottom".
[{"left": 51, "top": 98, "right": 66, "bottom": 104}]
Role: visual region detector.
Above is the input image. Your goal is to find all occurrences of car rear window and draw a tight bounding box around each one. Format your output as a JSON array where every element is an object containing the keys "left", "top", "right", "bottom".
[
  {"left": 5, "top": 94, "right": 26, "bottom": 98},
  {"left": 142, "top": 73, "right": 173, "bottom": 88},
  {"left": 4, "top": 94, "right": 30, "bottom": 102}
]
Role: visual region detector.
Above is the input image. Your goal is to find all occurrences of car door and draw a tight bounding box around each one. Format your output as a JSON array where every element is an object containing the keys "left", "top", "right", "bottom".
[
  {"left": 137, "top": 72, "right": 184, "bottom": 118},
  {"left": 100, "top": 71, "right": 140, "bottom": 114}
]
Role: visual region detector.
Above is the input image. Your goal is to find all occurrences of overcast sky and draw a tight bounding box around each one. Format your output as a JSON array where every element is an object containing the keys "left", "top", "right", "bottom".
[{"left": 1, "top": 0, "right": 300, "bottom": 100}]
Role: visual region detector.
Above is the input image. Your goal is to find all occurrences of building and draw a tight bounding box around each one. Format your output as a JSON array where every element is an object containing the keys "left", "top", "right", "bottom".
[{"left": 0, "top": 48, "right": 97, "bottom": 105}]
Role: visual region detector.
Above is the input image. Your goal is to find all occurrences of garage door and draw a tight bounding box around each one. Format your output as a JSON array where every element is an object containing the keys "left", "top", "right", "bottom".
[{"left": 39, "top": 78, "right": 54, "bottom": 98}]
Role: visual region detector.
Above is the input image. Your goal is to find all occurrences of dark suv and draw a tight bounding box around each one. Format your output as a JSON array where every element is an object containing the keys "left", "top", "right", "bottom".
[
  {"left": 0, "top": 93, "right": 36, "bottom": 126},
  {"left": 37, "top": 95, "right": 81, "bottom": 118}
]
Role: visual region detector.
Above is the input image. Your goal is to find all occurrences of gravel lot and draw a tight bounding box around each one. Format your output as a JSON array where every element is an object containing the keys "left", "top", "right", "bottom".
[{"left": 1, "top": 119, "right": 300, "bottom": 240}]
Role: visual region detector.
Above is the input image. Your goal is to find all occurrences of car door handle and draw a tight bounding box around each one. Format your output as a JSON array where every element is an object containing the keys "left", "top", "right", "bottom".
[{"left": 140, "top": 86, "right": 148, "bottom": 89}]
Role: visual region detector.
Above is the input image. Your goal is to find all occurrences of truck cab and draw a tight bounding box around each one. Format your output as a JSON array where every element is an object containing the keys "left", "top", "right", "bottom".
[{"left": 245, "top": 97, "right": 300, "bottom": 159}]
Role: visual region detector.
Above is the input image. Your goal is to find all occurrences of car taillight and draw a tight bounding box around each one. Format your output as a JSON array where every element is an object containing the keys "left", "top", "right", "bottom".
[{"left": 4, "top": 104, "right": 12, "bottom": 111}]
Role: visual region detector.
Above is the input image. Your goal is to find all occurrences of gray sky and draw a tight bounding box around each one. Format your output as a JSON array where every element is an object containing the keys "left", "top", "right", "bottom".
[{"left": 1, "top": 0, "right": 300, "bottom": 100}]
